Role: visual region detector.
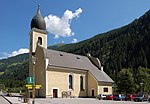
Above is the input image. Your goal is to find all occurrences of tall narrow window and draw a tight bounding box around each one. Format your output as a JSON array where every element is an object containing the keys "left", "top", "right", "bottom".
[
  {"left": 80, "top": 76, "right": 84, "bottom": 91},
  {"left": 69, "top": 75, "right": 73, "bottom": 89},
  {"left": 38, "top": 37, "right": 42, "bottom": 45}
]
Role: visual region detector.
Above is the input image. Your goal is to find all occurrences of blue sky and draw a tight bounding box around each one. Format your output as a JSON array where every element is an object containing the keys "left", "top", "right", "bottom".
[{"left": 0, "top": 0, "right": 150, "bottom": 59}]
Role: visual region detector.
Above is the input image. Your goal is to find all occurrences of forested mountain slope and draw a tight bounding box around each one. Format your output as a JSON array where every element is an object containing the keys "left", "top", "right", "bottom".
[{"left": 55, "top": 10, "right": 150, "bottom": 75}]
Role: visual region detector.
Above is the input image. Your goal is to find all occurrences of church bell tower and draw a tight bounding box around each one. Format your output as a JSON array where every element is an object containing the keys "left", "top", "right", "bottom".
[{"left": 29, "top": 4, "right": 47, "bottom": 76}]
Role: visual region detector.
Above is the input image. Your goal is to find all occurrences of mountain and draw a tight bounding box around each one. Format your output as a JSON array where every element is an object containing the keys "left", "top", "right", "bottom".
[
  {"left": 0, "top": 53, "right": 29, "bottom": 88},
  {"left": 1, "top": 10, "right": 150, "bottom": 88},
  {"left": 48, "top": 43, "right": 66, "bottom": 50},
  {"left": 0, "top": 53, "right": 28, "bottom": 72},
  {"left": 55, "top": 10, "right": 150, "bottom": 75}
]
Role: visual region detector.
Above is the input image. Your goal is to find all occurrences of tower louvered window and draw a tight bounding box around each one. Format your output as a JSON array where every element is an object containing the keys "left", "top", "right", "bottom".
[{"left": 38, "top": 37, "right": 42, "bottom": 45}]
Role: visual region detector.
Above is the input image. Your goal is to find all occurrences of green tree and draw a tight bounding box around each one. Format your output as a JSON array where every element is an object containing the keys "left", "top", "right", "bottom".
[
  {"left": 138, "top": 48, "right": 148, "bottom": 68},
  {"left": 134, "top": 67, "right": 150, "bottom": 92},
  {"left": 117, "top": 68, "right": 136, "bottom": 94}
]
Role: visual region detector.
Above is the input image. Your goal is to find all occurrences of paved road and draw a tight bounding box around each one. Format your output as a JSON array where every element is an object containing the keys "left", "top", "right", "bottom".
[
  {"left": 0, "top": 96, "right": 10, "bottom": 104},
  {"left": 34, "top": 98, "right": 149, "bottom": 104}
]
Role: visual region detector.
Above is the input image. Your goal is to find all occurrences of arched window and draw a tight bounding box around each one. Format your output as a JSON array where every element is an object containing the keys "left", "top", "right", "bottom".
[
  {"left": 38, "top": 37, "right": 42, "bottom": 45},
  {"left": 80, "top": 76, "right": 84, "bottom": 91},
  {"left": 69, "top": 75, "right": 73, "bottom": 89}
]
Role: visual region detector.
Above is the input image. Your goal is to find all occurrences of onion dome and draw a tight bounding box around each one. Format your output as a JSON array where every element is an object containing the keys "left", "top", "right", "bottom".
[{"left": 31, "top": 4, "right": 46, "bottom": 30}]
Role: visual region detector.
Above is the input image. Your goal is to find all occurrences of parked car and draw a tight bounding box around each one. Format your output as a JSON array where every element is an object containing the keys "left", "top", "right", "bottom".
[
  {"left": 106, "top": 94, "right": 114, "bottom": 100},
  {"left": 113, "top": 94, "right": 126, "bottom": 101},
  {"left": 133, "top": 92, "right": 149, "bottom": 102},
  {"left": 97, "top": 94, "right": 107, "bottom": 100},
  {"left": 125, "top": 94, "right": 136, "bottom": 101}
]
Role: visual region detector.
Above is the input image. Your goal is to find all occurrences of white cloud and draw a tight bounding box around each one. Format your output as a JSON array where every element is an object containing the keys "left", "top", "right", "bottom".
[
  {"left": 10, "top": 48, "right": 29, "bottom": 57},
  {"left": 0, "top": 48, "right": 29, "bottom": 59},
  {"left": 0, "top": 52, "right": 11, "bottom": 59},
  {"left": 72, "top": 38, "right": 78, "bottom": 43},
  {"left": 44, "top": 8, "right": 82, "bottom": 38}
]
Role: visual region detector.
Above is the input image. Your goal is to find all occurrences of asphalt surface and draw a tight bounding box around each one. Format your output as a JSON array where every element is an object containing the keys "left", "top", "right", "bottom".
[
  {"left": 0, "top": 96, "right": 10, "bottom": 104},
  {"left": 34, "top": 98, "right": 150, "bottom": 104},
  {"left": 2, "top": 93, "right": 150, "bottom": 104}
]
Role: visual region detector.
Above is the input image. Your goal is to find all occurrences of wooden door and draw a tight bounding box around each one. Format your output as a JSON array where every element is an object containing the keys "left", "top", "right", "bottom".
[
  {"left": 92, "top": 89, "right": 94, "bottom": 97},
  {"left": 53, "top": 89, "right": 58, "bottom": 98}
]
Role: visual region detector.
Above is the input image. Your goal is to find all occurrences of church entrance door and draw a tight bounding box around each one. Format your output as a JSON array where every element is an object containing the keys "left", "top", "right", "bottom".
[
  {"left": 53, "top": 89, "right": 58, "bottom": 98},
  {"left": 92, "top": 89, "right": 94, "bottom": 97}
]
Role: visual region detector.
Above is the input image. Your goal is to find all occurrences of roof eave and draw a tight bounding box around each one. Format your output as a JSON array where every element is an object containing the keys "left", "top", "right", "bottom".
[{"left": 47, "top": 64, "right": 88, "bottom": 72}]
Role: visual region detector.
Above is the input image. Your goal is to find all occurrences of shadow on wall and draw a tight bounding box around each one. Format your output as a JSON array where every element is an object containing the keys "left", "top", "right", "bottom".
[
  {"left": 61, "top": 90, "right": 87, "bottom": 98},
  {"left": 79, "top": 90, "right": 87, "bottom": 98}
]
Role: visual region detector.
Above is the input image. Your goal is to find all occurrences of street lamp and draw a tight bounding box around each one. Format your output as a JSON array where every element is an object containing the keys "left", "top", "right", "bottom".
[
  {"left": 140, "top": 82, "right": 143, "bottom": 93},
  {"left": 0, "top": 84, "right": 5, "bottom": 94},
  {"left": 112, "top": 83, "right": 116, "bottom": 94},
  {"left": 32, "top": 56, "right": 36, "bottom": 104}
]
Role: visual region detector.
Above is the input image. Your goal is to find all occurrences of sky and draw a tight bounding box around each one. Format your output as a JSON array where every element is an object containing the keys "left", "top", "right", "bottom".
[{"left": 0, "top": 0, "right": 150, "bottom": 59}]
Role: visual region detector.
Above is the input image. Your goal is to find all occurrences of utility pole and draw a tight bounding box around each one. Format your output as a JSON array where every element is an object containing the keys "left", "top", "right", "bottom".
[{"left": 32, "top": 56, "right": 36, "bottom": 104}]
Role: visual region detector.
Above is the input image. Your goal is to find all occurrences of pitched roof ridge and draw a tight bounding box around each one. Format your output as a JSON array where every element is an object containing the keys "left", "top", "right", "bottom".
[{"left": 44, "top": 48, "right": 87, "bottom": 58}]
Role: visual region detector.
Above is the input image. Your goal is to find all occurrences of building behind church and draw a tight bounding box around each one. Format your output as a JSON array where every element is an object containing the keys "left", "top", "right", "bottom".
[{"left": 29, "top": 5, "right": 114, "bottom": 98}]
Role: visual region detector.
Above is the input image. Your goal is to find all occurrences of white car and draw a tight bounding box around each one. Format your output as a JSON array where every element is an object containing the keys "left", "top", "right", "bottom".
[{"left": 97, "top": 94, "right": 107, "bottom": 100}]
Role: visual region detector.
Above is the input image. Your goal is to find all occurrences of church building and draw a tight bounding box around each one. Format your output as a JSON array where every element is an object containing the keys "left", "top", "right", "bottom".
[{"left": 29, "top": 5, "right": 114, "bottom": 98}]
